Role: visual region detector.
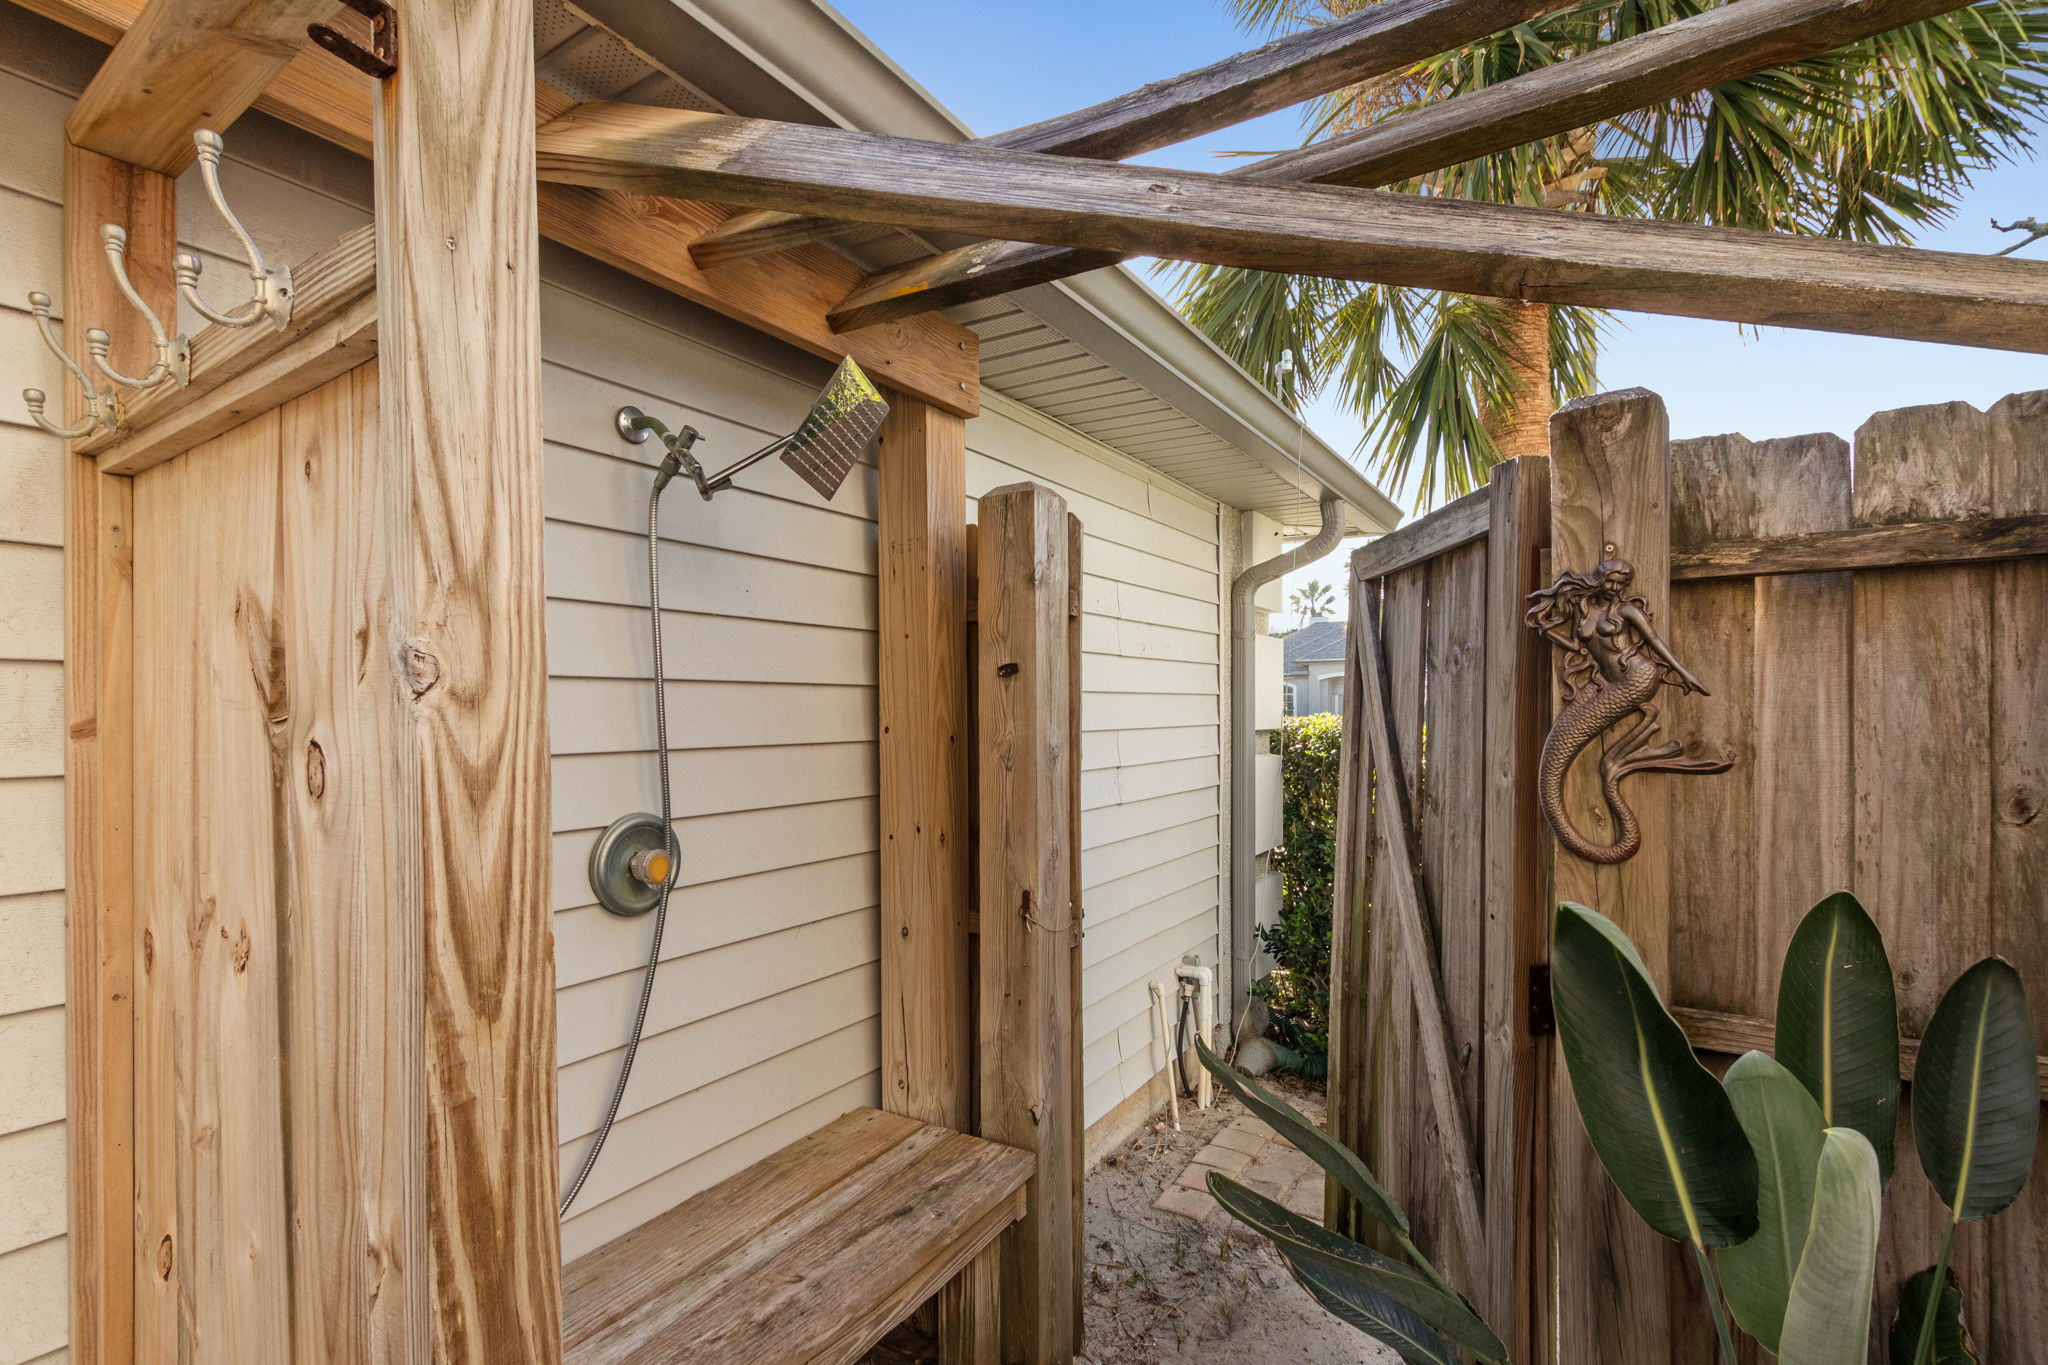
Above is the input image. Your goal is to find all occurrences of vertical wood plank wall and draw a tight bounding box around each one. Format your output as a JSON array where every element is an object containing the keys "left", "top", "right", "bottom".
[
  {"left": 128, "top": 365, "right": 424, "bottom": 1362},
  {"left": 1651, "top": 389, "right": 2048, "bottom": 1361},
  {"left": 1327, "top": 454, "right": 1552, "bottom": 1356}
]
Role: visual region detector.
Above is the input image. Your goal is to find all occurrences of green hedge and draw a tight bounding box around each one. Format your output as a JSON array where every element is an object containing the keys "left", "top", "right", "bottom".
[{"left": 1257, "top": 713, "right": 1343, "bottom": 1061}]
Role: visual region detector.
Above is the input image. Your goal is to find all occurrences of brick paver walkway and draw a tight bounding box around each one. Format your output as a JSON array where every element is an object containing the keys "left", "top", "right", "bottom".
[{"left": 1150, "top": 1110, "right": 1324, "bottom": 1227}]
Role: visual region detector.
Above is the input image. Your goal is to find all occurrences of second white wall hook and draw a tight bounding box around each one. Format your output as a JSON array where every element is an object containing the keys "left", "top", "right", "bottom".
[
  {"left": 178, "top": 130, "right": 292, "bottom": 331},
  {"left": 90, "top": 223, "right": 188, "bottom": 391}
]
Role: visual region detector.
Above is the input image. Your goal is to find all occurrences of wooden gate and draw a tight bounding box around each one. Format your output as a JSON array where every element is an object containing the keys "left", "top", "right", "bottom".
[
  {"left": 1327, "top": 452, "right": 1553, "bottom": 1361},
  {"left": 1329, "top": 386, "right": 2048, "bottom": 1362}
]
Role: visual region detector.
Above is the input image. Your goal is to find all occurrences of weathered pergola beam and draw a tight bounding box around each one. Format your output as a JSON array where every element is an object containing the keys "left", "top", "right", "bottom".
[
  {"left": 534, "top": 104, "right": 2048, "bottom": 353},
  {"left": 688, "top": 0, "right": 1576, "bottom": 268},
  {"left": 64, "top": 0, "right": 344, "bottom": 172},
  {"left": 815, "top": 0, "right": 1992, "bottom": 329}
]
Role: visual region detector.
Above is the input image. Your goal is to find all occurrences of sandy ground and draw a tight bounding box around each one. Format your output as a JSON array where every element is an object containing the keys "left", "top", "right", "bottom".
[{"left": 1078, "top": 1077, "right": 1396, "bottom": 1365}]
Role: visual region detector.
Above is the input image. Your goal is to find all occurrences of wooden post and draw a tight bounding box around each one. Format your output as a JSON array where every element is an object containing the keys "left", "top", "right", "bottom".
[
  {"left": 976, "top": 483, "right": 1082, "bottom": 1365},
  {"left": 64, "top": 141, "right": 171, "bottom": 1365},
  {"left": 1546, "top": 390, "right": 1677, "bottom": 1362},
  {"left": 877, "top": 396, "right": 973, "bottom": 1130},
  {"left": 372, "top": 0, "right": 563, "bottom": 1354},
  {"left": 1480, "top": 454, "right": 1553, "bottom": 1361}
]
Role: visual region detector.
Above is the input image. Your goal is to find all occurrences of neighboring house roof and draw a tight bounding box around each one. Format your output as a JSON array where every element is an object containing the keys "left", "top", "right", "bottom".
[
  {"left": 550, "top": 0, "right": 1403, "bottom": 537},
  {"left": 1281, "top": 619, "right": 1349, "bottom": 674}
]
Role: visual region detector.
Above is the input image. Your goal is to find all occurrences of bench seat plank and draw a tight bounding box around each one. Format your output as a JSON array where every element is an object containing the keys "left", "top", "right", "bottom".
[{"left": 563, "top": 1108, "right": 1033, "bottom": 1365}]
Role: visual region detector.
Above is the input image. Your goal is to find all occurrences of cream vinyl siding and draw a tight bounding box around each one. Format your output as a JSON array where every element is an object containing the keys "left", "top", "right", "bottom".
[
  {"left": 965, "top": 397, "right": 1226, "bottom": 1130},
  {"left": 0, "top": 14, "right": 1233, "bottom": 1293},
  {"left": 0, "top": 55, "right": 80, "bottom": 1365}
]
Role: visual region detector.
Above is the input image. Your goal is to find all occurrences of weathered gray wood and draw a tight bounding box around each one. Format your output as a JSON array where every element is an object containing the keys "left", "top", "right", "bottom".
[
  {"left": 1673, "top": 513, "right": 2048, "bottom": 579},
  {"left": 1351, "top": 583, "right": 1488, "bottom": 1267},
  {"left": 975, "top": 483, "right": 1082, "bottom": 1365},
  {"left": 1971, "top": 390, "right": 2047, "bottom": 1356},
  {"left": 1349, "top": 486, "right": 1490, "bottom": 582},
  {"left": 1479, "top": 454, "right": 1551, "bottom": 1362},
  {"left": 1671, "top": 1007, "right": 2048, "bottom": 1100},
  {"left": 1548, "top": 390, "right": 1681, "bottom": 1362},
  {"left": 533, "top": 104, "right": 2048, "bottom": 353},
  {"left": 1325, "top": 567, "right": 1376, "bottom": 1239},
  {"left": 687, "top": 0, "right": 1575, "bottom": 265},
  {"left": 801, "top": 0, "right": 1998, "bottom": 327}
]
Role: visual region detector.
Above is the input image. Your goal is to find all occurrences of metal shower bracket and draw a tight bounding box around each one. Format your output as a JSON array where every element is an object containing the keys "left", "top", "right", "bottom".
[{"left": 21, "top": 127, "right": 293, "bottom": 440}]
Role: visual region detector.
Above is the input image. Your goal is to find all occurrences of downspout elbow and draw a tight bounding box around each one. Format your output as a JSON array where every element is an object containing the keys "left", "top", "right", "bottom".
[{"left": 1226, "top": 492, "right": 1345, "bottom": 1033}]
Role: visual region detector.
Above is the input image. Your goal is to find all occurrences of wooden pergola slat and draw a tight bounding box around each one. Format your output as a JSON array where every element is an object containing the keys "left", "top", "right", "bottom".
[
  {"left": 534, "top": 104, "right": 2048, "bottom": 353},
  {"left": 809, "top": 0, "right": 1994, "bottom": 330},
  {"left": 688, "top": 0, "right": 1577, "bottom": 267}
]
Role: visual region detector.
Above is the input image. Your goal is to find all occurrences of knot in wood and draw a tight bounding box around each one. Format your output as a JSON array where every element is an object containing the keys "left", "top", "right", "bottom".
[
  {"left": 305, "top": 738, "right": 327, "bottom": 799},
  {"left": 405, "top": 644, "right": 442, "bottom": 698},
  {"left": 996, "top": 662, "right": 1019, "bottom": 678}
]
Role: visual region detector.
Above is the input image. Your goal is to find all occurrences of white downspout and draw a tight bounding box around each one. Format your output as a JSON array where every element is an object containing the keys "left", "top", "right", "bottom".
[{"left": 1226, "top": 492, "right": 1345, "bottom": 1038}]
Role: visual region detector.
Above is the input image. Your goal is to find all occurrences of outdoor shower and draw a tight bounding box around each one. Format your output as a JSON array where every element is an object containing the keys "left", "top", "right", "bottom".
[{"left": 560, "top": 356, "right": 891, "bottom": 1217}]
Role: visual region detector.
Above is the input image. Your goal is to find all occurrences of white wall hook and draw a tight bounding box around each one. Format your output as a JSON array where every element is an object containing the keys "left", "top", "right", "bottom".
[
  {"left": 21, "top": 291, "right": 118, "bottom": 440},
  {"left": 178, "top": 130, "right": 292, "bottom": 331},
  {"left": 91, "top": 223, "right": 189, "bottom": 390}
]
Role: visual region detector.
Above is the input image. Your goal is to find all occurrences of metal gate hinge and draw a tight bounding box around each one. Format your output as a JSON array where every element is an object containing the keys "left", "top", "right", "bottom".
[
  {"left": 310, "top": 0, "right": 398, "bottom": 79},
  {"left": 1528, "top": 964, "right": 1555, "bottom": 1036}
]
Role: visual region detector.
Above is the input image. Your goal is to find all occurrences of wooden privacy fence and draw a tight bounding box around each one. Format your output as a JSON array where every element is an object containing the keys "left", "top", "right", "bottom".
[{"left": 1328, "top": 387, "right": 2048, "bottom": 1363}]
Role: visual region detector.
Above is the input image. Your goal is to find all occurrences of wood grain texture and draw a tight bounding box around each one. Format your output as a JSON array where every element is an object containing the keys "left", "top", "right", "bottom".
[
  {"left": 1352, "top": 573, "right": 1487, "bottom": 1277},
  {"left": 1671, "top": 1006, "right": 2048, "bottom": 1097},
  {"left": 19, "top": 0, "right": 376, "bottom": 153},
  {"left": 975, "top": 483, "right": 1081, "bottom": 1365},
  {"left": 687, "top": 0, "right": 1576, "bottom": 265},
  {"left": 1672, "top": 512, "right": 2048, "bottom": 579},
  {"left": 1546, "top": 389, "right": 1682, "bottom": 1363},
  {"left": 20, "top": 0, "right": 984, "bottom": 417},
  {"left": 808, "top": 0, "right": 1993, "bottom": 324},
  {"left": 1666, "top": 435, "right": 1762, "bottom": 1019},
  {"left": 135, "top": 410, "right": 294, "bottom": 1363},
  {"left": 1982, "top": 390, "right": 2048, "bottom": 1356},
  {"left": 1479, "top": 453, "right": 1551, "bottom": 1362},
  {"left": 81, "top": 223, "right": 376, "bottom": 465},
  {"left": 561, "top": 1108, "right": 1031, "bottom": 1365},
  {"left": 877, "top": 396, "right": 972, "bottom": 1131},
  {"left": 1323, "top": 570, "right": 1374, "bottom": 1237},
  {"left": 277, "top": 363, "right": 426, "bottom": 1364},
  {"left": 530, "top": 103, "right": 2048, "bottom": 352},
  {"left": 64, "top": 0, "right": 340, "bottom": 172},
  {"left": 536, "top": 185, "right": 980, "bottom": 418},
  {"left": 372, "top": 0, "right": 562, "bottom": 1353},
  {"left": 64, "top": 142, "right": 169, "bottom": 1365},
  {"left": 1348, "top": 485, "right": 1489, "bottom": 581}
]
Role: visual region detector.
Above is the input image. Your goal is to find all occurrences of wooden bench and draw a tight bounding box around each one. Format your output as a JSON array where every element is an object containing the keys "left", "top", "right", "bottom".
[{"left": 562, "top": 1108, "right": 1035, "bottom": 1364}]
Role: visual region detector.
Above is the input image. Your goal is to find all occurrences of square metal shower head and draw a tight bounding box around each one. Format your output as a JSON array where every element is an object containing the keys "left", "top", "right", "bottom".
[{"left": 779, "top": 357, "right": 890, "bottom": 501}]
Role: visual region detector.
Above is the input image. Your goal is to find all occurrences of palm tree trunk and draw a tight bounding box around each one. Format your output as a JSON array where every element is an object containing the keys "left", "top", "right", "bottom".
[{"left": 1486, "top": 299, "right": 1552, "bottom": 457}]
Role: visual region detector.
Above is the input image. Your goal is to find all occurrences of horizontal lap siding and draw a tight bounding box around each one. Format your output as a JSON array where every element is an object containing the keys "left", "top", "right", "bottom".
[
  {"left": 1, "top": 27, "right": 1232, "bottom": 1290},
  {"left": 0, "top": 60, "right": 73, "bottom": 1365},
  {"left": 540, "top": 283, "right": 885, "bottom": 1261},
  {"left": 965, "top": 398, "right": 1226, "bottom": 1130}
]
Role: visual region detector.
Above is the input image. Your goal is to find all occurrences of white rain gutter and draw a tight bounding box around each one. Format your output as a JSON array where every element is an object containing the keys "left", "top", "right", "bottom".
[{"left": 1227, "top": 492, "right": 1344, "bottom": 1019}]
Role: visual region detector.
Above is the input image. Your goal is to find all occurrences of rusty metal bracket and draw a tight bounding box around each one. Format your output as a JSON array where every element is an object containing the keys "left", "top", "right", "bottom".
[{"left": 310, "top": 0, "right": 397, "bottom": 80}]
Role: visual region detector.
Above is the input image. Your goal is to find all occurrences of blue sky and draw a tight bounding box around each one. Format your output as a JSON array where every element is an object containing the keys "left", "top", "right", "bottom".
[{"left": 830, "top": 0, "right": 2048, "bottom": 613}]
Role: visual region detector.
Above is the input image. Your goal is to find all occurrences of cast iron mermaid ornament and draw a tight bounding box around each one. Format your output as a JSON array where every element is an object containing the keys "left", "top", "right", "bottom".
[{"left": 1526, "top": 555, "right": 1732, "bottom": 864}]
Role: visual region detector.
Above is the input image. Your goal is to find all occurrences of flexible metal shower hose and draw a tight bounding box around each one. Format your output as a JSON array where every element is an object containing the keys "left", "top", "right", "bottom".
[{"left": 559, "top": 480, "right": 678, "bottom": 1218}]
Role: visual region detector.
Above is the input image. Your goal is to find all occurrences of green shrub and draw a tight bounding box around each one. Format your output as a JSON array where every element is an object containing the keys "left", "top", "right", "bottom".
[{"left": 1258, "top": 713, "right": 1344, "bottom": 1055}]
